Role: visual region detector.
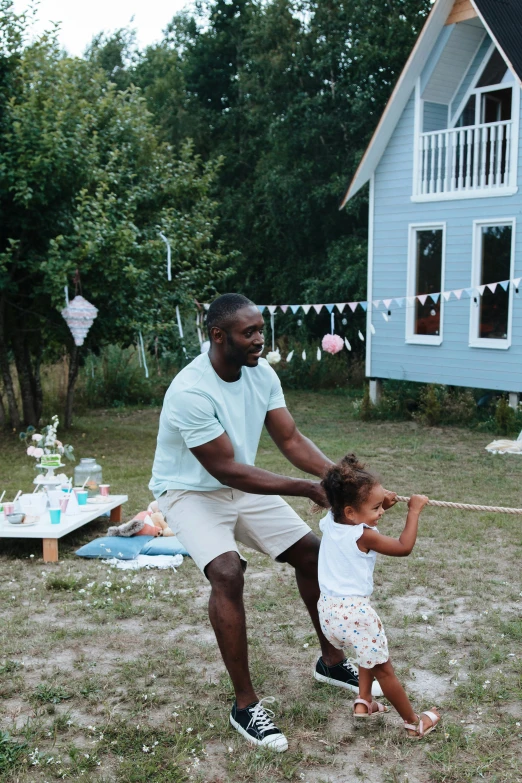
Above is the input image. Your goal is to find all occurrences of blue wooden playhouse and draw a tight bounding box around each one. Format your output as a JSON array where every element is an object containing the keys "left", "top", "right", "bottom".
[{"left": 342, "top": 0, "right": 522, "bottom": 406}]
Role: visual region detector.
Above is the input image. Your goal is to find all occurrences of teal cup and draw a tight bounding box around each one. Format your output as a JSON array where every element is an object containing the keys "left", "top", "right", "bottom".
[
  {"left": 49, "top": 508, "right": 61, "bottom": 525},
  {"left": 75, "top": 490, "right": 88, "bottom": 506}
]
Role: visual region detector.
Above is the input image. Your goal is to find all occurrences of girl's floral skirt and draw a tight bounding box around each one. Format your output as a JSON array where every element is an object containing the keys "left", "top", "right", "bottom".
[{"left": 318, "top": 593, "right": 389, "bottom": 668}]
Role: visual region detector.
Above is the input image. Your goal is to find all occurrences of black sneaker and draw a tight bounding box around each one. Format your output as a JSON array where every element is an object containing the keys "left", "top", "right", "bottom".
[
  {"left": 230, "top": 697, "right": 288, "bottom": 752},
  {"left": 314, "top": 657, "right": 383, "bottom": 697}
]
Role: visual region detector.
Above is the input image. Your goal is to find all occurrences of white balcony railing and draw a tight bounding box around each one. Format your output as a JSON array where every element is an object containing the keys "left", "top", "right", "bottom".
[{"left": 415, "top": 120, "right": 513, "bottom": 197}]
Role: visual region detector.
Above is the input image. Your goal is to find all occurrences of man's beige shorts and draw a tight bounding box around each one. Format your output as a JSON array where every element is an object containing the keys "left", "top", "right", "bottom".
[{"left": 158, "top": 488, "right": 311, "bottom": 575}]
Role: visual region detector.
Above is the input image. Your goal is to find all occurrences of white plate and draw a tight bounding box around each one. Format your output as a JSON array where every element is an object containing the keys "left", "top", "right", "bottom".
[{"left": 8, "top": 520, "right": 38, "bottom": 527}]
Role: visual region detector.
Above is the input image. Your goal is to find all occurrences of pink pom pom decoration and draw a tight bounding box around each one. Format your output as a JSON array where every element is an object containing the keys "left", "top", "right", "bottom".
[{"left": 321, "top": 334, "right": 344, "bottom": 354}]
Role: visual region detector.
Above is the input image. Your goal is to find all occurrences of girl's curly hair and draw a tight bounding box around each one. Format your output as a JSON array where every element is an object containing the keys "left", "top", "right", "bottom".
[{"left": 321, "top": 454, "right": 380, "bottom": 523}]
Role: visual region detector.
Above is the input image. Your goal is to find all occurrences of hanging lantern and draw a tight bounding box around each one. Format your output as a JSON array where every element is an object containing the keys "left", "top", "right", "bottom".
[{"left": 61, "top": 295, "right": 98, "bottom": 347}]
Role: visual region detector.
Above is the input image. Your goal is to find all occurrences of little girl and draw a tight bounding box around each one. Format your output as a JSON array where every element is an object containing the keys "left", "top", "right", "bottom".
[{"left": 317, "top": 453, "right": 440, "bottom": 739}]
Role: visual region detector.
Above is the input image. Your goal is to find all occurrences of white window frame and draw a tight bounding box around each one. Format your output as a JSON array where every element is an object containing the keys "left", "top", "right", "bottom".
[
  {"left": 406, "top": 222, "right": 446, "bottom": 346},
  {"left": 469, "top": 218, "right": 515, "bottom": 350}
]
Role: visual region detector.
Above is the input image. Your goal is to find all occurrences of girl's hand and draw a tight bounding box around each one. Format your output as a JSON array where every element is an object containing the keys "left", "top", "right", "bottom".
[
  {"left": 408, "top": 494, "right": 429, "bottom": 513},
  {"left": 382, "top": 489, "right": 398, "bottom": 510}
]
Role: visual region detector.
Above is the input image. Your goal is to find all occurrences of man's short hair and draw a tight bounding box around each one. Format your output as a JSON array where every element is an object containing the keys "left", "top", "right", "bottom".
[{"left": 206, "top": 293, "right": 256, "bottom": 337}]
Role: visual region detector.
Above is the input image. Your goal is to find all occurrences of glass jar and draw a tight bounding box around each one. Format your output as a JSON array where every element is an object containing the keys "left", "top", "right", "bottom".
[{"left": 74, "top": 458, "right": 103, "bottom": 497}]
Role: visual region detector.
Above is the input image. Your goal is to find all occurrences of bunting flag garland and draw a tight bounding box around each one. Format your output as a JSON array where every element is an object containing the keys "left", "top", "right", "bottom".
[
  {"left": 358, "top": 331, "right": 365, "bottom": 341},
  {"left": 302, "top": 349, "right": 307, "bottom": 360},
  {"left": 344, "top": 337, "right": 352, "bottom": 351},
  {"left": 317, "top": 347, "right": 321, "bottom": 360},
  {"left": 61, "top": 295, "right": 98, "bottom": 347},
  {"left": 286, "top": 350, "right": 294, "bottom": 362}
]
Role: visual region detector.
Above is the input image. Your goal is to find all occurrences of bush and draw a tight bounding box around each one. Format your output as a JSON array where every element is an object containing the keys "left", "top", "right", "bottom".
[
  {"left": 494, "top": 395, "right": 516, "bottom": 435},
  {"left": 273, "top": 341, "right": 365, "bottom": 391}
]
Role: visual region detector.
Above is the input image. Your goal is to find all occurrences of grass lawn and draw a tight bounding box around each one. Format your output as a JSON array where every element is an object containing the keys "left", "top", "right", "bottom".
[{"left": 0, "top": 390, "right": 521, "bottom": 782}]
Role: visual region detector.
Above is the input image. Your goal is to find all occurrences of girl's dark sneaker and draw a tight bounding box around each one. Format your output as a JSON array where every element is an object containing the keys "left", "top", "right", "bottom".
[
  {"left": 314, "top": 657, "right": 383, "bottom": 697},
  {"left": 230, "top": 697, "right": 288, "bottom": 752}
]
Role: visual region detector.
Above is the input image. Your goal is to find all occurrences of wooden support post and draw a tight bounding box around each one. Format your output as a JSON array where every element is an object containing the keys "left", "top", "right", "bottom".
[
  {"left": 508, "top": 392, "right": 519, "bottom": 411},
  {"left": 369, "top": 379, "right": 383, "bottom": 406},
  {"left": 43, "top": 538, "right": 59, "bottom": 563},
  {"left": 110, "top": 505, "right": 122, "bottom": 523}
]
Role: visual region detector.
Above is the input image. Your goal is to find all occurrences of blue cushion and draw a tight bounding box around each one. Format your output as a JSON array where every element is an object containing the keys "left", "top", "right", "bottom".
[
  {"left": 140, "top": 536, "right": 189, "bottom": 557},
  {"left": 76, "top": 536, "right": 154, "bottom": 560}
]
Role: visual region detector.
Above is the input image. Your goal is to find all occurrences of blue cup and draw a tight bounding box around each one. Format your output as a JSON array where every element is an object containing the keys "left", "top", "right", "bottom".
[
  {"left": 75, "top": 490, "right": 88, "bottom": 506},
  {"left": 49, "top": 507, "right": 61, "bottom": 525}
]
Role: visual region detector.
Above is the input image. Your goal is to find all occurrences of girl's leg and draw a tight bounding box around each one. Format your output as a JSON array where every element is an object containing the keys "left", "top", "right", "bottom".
[
  {"left": 355, "top": 666, "right": 376, "bottom": 714},
  {"left": 372, "top": 659, "right": 439, "bottom": 734},
  {"left": 371, "top": 660, "right": 416, "bottom": 723}
]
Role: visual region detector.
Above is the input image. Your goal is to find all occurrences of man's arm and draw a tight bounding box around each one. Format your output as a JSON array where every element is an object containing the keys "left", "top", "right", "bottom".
[
  {"left": 190, "top": 430, "right": 328, "bottom": 505},
  {"left": 264, "top": 407, "right": 333, "bottom": 477}
]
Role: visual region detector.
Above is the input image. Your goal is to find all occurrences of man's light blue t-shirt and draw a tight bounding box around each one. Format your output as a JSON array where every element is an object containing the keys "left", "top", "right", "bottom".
[{"left": 149, "top": 353, "right": 286, "bottom": 498}]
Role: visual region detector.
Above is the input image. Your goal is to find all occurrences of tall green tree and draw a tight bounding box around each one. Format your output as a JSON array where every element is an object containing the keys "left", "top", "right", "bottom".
[{"left": 0, "top": 1, "right": 227, "bottom": 427}]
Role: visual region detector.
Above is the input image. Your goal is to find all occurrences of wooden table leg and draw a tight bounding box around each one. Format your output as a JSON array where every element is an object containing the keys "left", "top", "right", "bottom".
[
  {"left": 110, "top": 505, "right": 122, "bottom": 523},
  {"left": 43, "top": 538, "right": 59, "bottom": 563}
]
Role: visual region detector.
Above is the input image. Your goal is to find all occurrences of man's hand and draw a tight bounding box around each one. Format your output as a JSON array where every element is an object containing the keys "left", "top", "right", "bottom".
[
  {"left": 307, "top": 481, "right": 329, "bottom": 508},
  {"left": 382, "top": 489, "right": 398, "bottom": 510}
]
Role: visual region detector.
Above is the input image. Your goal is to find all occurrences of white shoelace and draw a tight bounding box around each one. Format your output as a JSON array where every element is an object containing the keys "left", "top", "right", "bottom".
[
  {"left": 343, "top": 659, "right": 358, "bottom": 676},
  {"left": 247, "top": 697, "right": 278, "bottom": 736}
]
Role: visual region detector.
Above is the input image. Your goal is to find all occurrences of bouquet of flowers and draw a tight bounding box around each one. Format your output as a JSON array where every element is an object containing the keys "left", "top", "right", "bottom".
[{"left": 20, "top": 416, "right": 74, "bottom": 466}]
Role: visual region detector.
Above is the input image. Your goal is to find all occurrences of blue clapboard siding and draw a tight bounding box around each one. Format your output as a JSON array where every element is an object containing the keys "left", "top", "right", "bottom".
[
  {"left": 423, "top": 102, "right": 448, "bottom": 132},
  {"left": 370, "top": 80, "right": 522, "bottom": 393}
]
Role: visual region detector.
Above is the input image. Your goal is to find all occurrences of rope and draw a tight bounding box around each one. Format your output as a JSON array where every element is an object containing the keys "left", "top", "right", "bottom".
[{"left": 396, "top": 495, "right": 522, "bottom": 515}]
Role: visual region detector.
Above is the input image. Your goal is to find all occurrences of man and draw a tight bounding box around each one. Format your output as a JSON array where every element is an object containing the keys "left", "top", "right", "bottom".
[{"left": 150, "top": 293, "right": 392, "bottom": 752}]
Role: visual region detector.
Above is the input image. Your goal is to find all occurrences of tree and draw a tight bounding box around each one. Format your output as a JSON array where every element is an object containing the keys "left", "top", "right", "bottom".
[{"left": 0, "top": 1, "right": 228, "bottom": 427}]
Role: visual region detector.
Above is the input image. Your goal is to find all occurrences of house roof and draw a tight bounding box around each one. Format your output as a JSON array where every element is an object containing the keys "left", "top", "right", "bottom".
[{"left": 341, "top": 0, "right": 522, "bottom": 207}]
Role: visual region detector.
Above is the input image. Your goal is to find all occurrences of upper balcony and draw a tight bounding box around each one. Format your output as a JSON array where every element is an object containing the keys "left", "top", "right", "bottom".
[
  {"left": 414, "top": 118, "right": 516, "bottom": 199},
  {"left": 413, "top": 41, "right": 519, "bottom": 202}
]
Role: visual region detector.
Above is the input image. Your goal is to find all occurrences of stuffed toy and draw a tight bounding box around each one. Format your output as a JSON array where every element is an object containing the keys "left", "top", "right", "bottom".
[{"left": 107, "top": 501, "right": 174, "bottom": 538}]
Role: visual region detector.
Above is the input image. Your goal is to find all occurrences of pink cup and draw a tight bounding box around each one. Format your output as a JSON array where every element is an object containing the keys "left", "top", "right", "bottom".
[
  {"left": 59, "top": 496, "right": 69, "bottom": 513},
  {"left": 99, "top": 484, "right": 110, "bottom": 496},
  {"left": 4, "top": 503, "right": 14, "bottom": 516}
]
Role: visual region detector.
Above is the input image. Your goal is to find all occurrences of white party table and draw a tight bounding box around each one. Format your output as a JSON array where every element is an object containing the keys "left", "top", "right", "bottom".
[{"left": 0, "top": 494, "right": 128, "bottom": 562}]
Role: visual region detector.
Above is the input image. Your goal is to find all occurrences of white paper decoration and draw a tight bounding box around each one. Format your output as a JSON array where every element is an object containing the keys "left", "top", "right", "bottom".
[{"left": 61, "top": 295, "right": 98, "bottom": 346}]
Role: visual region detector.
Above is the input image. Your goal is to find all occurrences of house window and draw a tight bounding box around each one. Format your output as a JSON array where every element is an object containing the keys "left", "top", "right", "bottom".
[
  {"left": 470, "top": 220, "right": 515, "bottom": 349},
  {"left": 407, "top": 225, "right": 445, "bottom": 345}
]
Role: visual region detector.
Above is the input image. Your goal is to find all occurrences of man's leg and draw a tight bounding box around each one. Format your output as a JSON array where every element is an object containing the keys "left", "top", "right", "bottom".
[
  {"left": 206, "top": 551, "right": 257, "bottom": 709},
  {"left": 281, "top": 532, "right": 343, "bottom": 666},
  {"left": 206, "top": 550, "right": 289, "bottom": 751}
]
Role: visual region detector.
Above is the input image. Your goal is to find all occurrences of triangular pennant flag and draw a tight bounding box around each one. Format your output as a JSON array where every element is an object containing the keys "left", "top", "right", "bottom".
[
  {"left": 348, "top": 302, "right": 358, "bottom": 313},
  {"left": 372, "top": 300, "right": 381, "bottom": 309},
  {"left": 430, "top": 293, "right": 440, "bottom": 304},
  {"left": 478, "top": 285, "right": 486, "bottom": 296},
  {"left": 301, "top": 349, "right": 307, "bottom": 360},
  {"left": 268, "top": 305, "right": 277, "bottom": 314},
  {"left": 381, "top": 312, "right": 389, "bottom": 322},
  {"left": 383, "top": 299, "right": 392, "bottom": 309},
  {"left": 370, "top": 323, "right": 376, "bottom": 335},
  {"left": 344, "top": 337, "right": 352, "bottom": 351},
  {"left": 325, "top": 304, "right": 334, "bottom": 313},
  {"left": 335, "top": 303, "right": 346, "bottom": 313},
  {"left": 313, "top": 304, "right": 323, "bottom": 314},
  {"left": 395, "top": 298, "right": 404, "bottom": 308},
  {"left": 499, "top": 280, "right": 509, "bottom": 291},
  {"left": 360, "top": 302, "right": 368, "bottom": 312},
  {"left": 204, "top": 303, "right": 210, "bottom": 311},
  {"left": 486, "top": 282, "right": 497, "bottom": 294},
  {"left": 442, "top": 291, "right": 451, "bottom": 302},
  {"left": 286, "top": 350, "right": 294, "bottom": 362},
  {"left": 417, "top": 294, "right": 428, "bottom": 306},
  {"left": 317, "top": 347, "right": 321, "bottom": 360},
  {"left": 301, "top": 304, "right": 312, "bottom": 315},
  {"left": 358, "top": 330, "right": 365, "bottom": 341},
  {"left": 290, "top": 304, "right": 300, "bottom": 314},
  {"left": 464, "top": 288, "right": 474, "bottom": 298},
  {"left": 453, "top": 289, "right": 463, "bottom": 300},
  {"left": 280, "top": 305, "right": 289, "bottom": 313},
  {"left": 513, "top": 277, "right": 521, "bottom": 288},
  {"left": 257, "top": 305, "right": 266, "bottom": 313}
]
